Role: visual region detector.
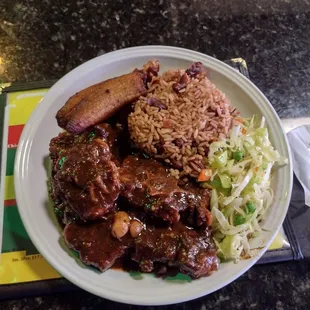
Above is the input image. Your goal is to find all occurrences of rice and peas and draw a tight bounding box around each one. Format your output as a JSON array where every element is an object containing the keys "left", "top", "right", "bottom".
[
  {"left": 128, "top": 62, "right": 287, "bottom": 261},
  {"left": 128, "top": 64, "right": 239, "bottom": 178}
]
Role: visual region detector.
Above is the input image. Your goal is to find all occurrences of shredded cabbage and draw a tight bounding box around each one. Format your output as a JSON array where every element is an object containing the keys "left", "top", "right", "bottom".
[{"left": 205, "top": 115, "right": 288, "bottom": 262}]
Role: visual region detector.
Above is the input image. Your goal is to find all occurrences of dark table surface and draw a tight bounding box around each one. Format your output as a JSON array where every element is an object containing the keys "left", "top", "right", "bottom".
[{"left": 1, "top": 0, "right": 310, "bottom": 309}]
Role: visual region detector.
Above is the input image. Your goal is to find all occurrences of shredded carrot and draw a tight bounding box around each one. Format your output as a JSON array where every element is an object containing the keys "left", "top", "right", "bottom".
[
  {"left": 235, "top": 118, "right": 244, "bottom": 124},
  {"left": 242, "top": 128, "right": 247, "bottom": 134},
  {"left": 255, "top": 167, "right": 259, "bottom": 172},
  {"left": 197, "top": 169, "right": 212, "bottom": 182}
]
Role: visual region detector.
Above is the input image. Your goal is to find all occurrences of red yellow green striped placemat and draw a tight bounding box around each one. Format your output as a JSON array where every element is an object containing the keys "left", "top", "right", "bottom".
[{"left": 0, "top": 89, "right": 61, "bottom": 284}]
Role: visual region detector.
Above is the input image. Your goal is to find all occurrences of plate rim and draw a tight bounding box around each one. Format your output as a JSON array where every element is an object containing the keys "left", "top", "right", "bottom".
[{"left": 14, "top": 45, "right": 293, "bottom": 305}]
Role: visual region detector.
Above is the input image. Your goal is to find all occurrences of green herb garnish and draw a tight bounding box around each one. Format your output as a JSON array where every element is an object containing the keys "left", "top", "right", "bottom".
[
  {"left": 88, "top": 131, "right": 96, "bottom": 141},
  {"left": 58, "top": 156, "right": 66, "bottom": 168}
]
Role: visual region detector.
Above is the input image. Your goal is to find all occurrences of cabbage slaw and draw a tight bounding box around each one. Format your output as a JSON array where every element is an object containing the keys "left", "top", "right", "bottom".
[{"left": 200, "top": 115, "right": 288, "bottom": 261}]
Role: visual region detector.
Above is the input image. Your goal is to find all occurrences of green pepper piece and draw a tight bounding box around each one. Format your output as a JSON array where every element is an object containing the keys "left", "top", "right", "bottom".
[
  {"left": 211, "top": 151, "right": 228, "bottom": 169},
  {"left": 206, "top": 178, "right": 231, "bottom": 196},
  {"left": 219, "top": 174, "right": 231, "bottom": 189}
]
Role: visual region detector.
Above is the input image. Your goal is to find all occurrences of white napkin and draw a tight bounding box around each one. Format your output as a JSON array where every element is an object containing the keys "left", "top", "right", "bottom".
[{"left": 287, "top": 125, "right": 310, "bottom": 207}]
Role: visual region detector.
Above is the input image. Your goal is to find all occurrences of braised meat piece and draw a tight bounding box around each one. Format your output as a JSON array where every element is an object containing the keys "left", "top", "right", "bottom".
[
  {"left": 179, "top": 180, "right": 213, "bottom": 227},
  {"left": 93, "top": 123, "right": 122, "bottom": 164},
  {"left": 49, "top": 123, "right": 119, "bottom": 167},
  {"left": 52, "top": 138, "right": 121, "bottom": 221},
  {"left": 132, "top": 222, "right": 218, "bottom": 278},
  {"left": 64, "top": 214, "right": 133, "bottom": 271},
  {"left": 93, "top": 123, "right": 119, "bottom": 149},
  {"left": 49, "top": 123, "right": 123, "bottom": 221},
  {"left": 119, "top": 156, "right": 212, "bottom": 225},
  {"left": 49, "top": 131, "right": 87, "bottom": 168},
  {"left": 120, "top": 156, "right": 193, "bottom": 223},
  {"left": 50, "top": 130, "right": 89, "bottom": 208},
  {"left": 64, "top": 212, "right": 218, "bottom": 278}
]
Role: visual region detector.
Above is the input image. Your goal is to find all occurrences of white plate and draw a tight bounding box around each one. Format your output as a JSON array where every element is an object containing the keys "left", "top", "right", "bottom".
[{"left": 15, "top": 46, "right": 293, "bottom": 306}]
